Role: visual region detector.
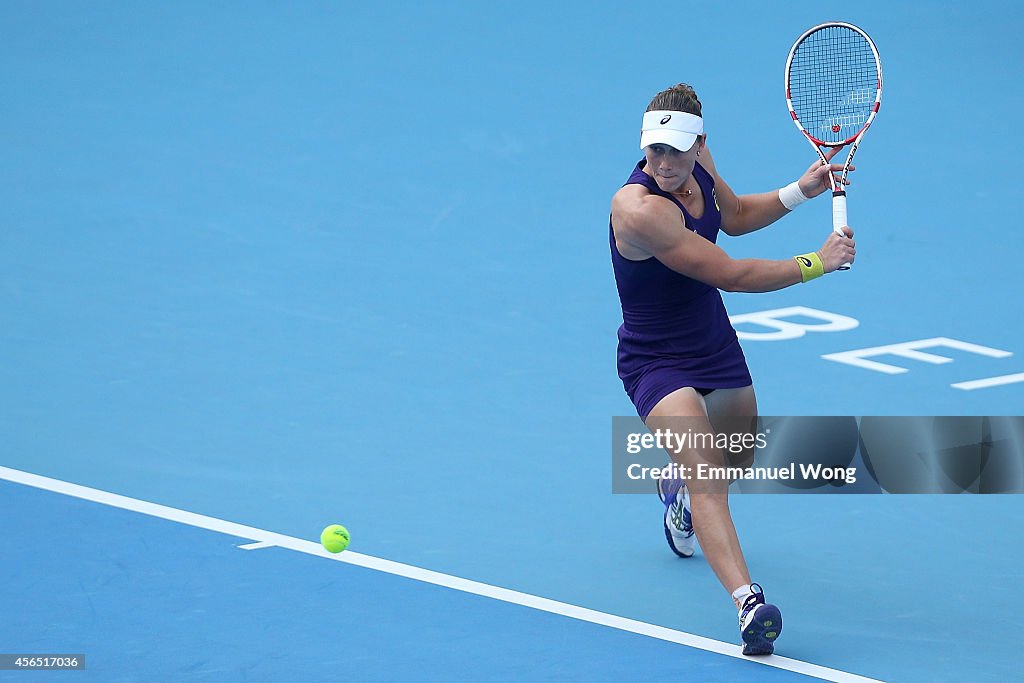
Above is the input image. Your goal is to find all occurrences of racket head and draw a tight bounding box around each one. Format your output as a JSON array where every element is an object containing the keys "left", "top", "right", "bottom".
[{"left": 785, "top": 22, "right": 882, "bottom": 147}]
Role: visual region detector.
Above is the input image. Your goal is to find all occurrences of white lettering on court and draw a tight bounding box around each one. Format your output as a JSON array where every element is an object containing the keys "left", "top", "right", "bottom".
[
  {"left": 729, "top": 306, "right": 860, "bottom": 341},
  {"left": 821, "top": 337, "right": 1013, "bottom": 374}
]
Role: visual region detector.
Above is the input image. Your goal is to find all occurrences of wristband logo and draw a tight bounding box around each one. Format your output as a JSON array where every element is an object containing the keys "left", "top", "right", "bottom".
[
  {"left": 660, "top": 115, "right": 672, "bottom": 124},
  {"left": 798, "top": 256, "right": 813, "bottom": 267}
]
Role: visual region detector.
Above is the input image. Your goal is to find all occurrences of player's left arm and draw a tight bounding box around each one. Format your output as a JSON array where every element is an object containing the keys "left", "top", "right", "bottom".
[{"left": 702, "top": 145, "right": 850, "bottom": 237}]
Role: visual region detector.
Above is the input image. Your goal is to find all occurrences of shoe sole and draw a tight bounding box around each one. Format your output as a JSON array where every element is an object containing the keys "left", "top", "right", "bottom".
[{"left": 741, "top": 604, "right": 782, "bottom": 656}]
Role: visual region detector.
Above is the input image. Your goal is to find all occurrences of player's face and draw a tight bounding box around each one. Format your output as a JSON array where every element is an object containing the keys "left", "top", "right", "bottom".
[{"left": 644, "top": 140, "right": 702, "bottom": 193}]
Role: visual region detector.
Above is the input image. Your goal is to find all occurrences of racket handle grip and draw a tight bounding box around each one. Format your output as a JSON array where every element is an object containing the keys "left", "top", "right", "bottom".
[
  {"left": 832, "top": 191, "right": 851, "bottom": 271},
  {"left": 831, "top": 191, "right": 847, "bottom": 235}
]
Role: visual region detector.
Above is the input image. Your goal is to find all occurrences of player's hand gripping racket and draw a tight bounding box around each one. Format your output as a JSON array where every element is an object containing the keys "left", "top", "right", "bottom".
[{"left": 785, "top": 22, "right": 882, "bottom": 270}]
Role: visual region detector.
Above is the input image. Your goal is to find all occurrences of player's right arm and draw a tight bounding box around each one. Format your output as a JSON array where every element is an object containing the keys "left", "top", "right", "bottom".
[{"left": 611, "top": 187, "right": 854, "bottom": 293}]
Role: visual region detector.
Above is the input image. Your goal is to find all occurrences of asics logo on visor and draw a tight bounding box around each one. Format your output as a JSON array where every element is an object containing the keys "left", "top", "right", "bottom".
[{"left": 660, "top": 115, "right": 672, "bottom": 124}]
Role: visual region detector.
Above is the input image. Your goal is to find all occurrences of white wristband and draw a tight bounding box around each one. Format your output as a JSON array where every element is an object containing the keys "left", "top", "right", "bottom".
[{"left": 778, "top": 181, "right": 809, "bottom": 210}]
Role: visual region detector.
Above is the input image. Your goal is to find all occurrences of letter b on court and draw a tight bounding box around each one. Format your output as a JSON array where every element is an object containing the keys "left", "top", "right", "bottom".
[{"left": 729, "top": 306, "right": 859, "bottom": 341}]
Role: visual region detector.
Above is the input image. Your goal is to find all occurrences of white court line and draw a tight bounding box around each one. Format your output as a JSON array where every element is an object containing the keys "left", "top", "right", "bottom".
[
  {"left": 237, "top": 541, "right": 275, "bottom": 550},
  {"left": 952, "top": 372, "right": 1024, "bottom": 391},
  {"left": 0, "top": 465, "right": 884, "bottom": 683}
]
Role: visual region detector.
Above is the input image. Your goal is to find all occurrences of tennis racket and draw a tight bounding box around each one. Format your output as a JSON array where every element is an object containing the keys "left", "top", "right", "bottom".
[{"left": 785, "top": 22, "right": 882, "bottom": 270}]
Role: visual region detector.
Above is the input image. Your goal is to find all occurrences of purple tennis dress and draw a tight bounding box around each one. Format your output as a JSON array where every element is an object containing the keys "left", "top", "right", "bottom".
[{"left": 610, "top": 159, "right": 752, "bottom": 419}]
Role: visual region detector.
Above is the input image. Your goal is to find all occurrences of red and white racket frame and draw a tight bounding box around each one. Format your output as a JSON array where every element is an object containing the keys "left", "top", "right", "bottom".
[{"left": 785, "top": 21, "right": 883, "bottom": 252}]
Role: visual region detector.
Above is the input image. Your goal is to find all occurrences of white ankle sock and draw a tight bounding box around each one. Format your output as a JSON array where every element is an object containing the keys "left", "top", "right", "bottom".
[{"left": 732, "top": 584, "right": 754, "bottom": 609}]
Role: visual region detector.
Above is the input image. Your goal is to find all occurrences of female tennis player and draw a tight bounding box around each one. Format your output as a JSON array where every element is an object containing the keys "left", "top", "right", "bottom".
[{"left": 609, "top": 83, "right": 855, "bottom": 655}]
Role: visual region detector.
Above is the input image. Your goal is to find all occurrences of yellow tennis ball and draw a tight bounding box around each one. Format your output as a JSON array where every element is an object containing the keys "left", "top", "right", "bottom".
[{"left": 320, "top": 524, "right": 350, "bottom": 553}]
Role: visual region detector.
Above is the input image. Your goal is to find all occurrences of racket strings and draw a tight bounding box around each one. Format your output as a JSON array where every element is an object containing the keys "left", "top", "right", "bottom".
[{"left": 788, "top": 26, "right": 878, "bottom": 144}]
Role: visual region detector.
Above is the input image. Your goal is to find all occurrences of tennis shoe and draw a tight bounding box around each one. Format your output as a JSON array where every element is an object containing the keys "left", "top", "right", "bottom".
[
  {"left": 739, "top": 583, "right": 783, "bottom": 656},
  {"left": 658, "top": 476, "right": 695, "bottom": 558}
]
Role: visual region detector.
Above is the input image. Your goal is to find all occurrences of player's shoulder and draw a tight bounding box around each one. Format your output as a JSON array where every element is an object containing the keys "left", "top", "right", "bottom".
[{"left": 612, "top": 184, "right": 678, "bottom": 237}]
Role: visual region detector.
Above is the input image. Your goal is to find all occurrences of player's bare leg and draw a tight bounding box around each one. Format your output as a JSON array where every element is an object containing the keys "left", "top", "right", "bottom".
[
  {"left": 647, "top": 385, "right": 782, "bottom": 655},
  {"left": 646, "top": 388, "right": 750, "bottom": 592}
]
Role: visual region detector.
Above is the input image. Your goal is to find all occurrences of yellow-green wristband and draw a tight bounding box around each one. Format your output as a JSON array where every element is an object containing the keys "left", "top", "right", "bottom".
[{"left": 794, "top": 252, "right": 824, "bottom": 283}]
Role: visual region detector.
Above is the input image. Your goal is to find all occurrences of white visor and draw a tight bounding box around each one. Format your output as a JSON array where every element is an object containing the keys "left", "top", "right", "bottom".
[{"left": 640, "top": 110, "right": 704, "bottom": 152}]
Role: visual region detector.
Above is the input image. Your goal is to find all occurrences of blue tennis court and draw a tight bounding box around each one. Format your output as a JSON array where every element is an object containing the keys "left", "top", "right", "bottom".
[{"left": 2, "top": 2, "right": 1022, "bottom": 681}]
